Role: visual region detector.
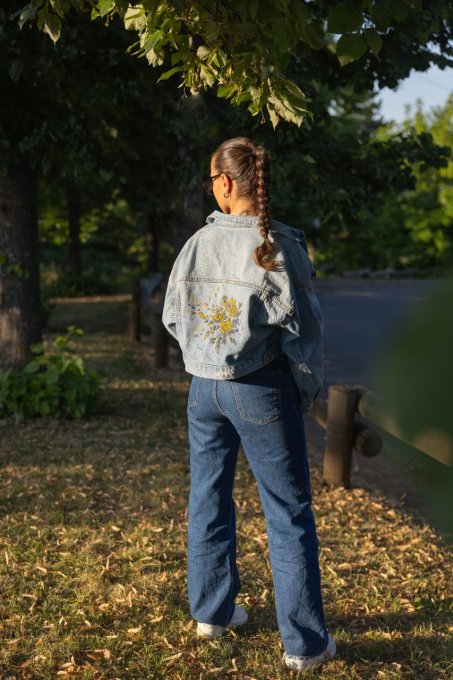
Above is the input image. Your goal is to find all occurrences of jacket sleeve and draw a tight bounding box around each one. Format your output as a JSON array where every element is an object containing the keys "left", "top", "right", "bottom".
[
  {"left": 162, "top": 242, "right": 186, "bottom": 343},
  {"left": 280, "top": 266, "right": 324, "bottom": 414},
  {"left": 162, "top": 279, "right": 179, "bottom": 342}
]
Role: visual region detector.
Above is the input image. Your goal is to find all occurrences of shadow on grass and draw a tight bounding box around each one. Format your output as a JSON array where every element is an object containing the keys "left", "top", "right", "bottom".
[{"left": 0, "top": 295, "right": 450, "bottom": 679}]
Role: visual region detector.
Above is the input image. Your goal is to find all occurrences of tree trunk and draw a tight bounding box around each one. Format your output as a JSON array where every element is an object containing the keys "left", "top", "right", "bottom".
[
  {"left": 67, "top": 182, "right": 82, "bottom": 278},
  {"left": 0, "top": 155, "right": 42, "bottom": 370}
]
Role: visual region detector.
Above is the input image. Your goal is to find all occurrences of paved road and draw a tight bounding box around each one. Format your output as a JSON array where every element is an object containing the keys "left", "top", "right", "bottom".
[
  {"left": 314, "top": 278, "right": 444, "bottom": 396},
  {"left": 307, "top": 278, "right": 451, "bottom": 535}
]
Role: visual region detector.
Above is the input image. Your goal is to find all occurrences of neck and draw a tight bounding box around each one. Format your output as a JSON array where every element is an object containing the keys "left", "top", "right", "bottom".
[{"left": 228, "top": 197, "right": 258, "bottom": 216}]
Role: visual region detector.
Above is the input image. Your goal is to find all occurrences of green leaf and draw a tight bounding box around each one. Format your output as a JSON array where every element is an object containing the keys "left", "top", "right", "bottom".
[
  {"left": 17, "top": 4, "right": 36, "bottom": 30},
  {"left": 46, "top": 370, "right": 60, "bottom": 385},
  {"left": 196, "top": 45, "right": 211, "bottom": 61},
  {"left": 55, "top": 336, "right": 69, "bottom": 349},
  {"left": 43, "top": 14, "right": 61, "bottom": 43},
  {"left": 273, "top": 18, "right": 293, "bottom": 53},
  {"left": 205, "top": 20, "right": 220, "bottom": 42},
  {"left": 232, "top": 23, "right": 257, "bottom": 39},
  {"left": 336, "top": 33, "right": 367, "bottom": 65},
  {"left": 327, "top": 3, "right": 363, "bottom": 33},
  {"left": 50, "top": 0, "right": 67, "bottom": 19},
  {"left": 73, "top": 356, "right": 85, "bottom": 373},
  {"left": 67, "top": 325, "right": 83, "bottom": 337},
  {"left": 24, "top": 360, "right": 41, "bottom": 374},
  {"left": 143, "top": 29, "right": 164, "bottom": 53},
  {"left": 266, "top": 103, "right": 280, "bottom": 129},
  {"left": 293, "top": 1, "right": 309, "bottom": 29},
  {"left": 364, "top": 27, "right": 383, "bottom": 56},
  {"left": 390, "top": 0, "right": 411, "bottom": 22},
  {"left": 303, "top": 20, "right": 325, "bottom": 50},
  {"left": 30, "top": 342, "right": 44, "bottom": 355},
  {"left": 267, "top": 86, "right": 307, "bottom": 127},
  {"left": 114, "top": 0, "right": 129, "bottom": 17},
  {"left": 98, "top": 0, "right": 114, "bottom": 18},
  {"left": 369, "top": 0, "right": 393, "bottom": 31},
  {"left": 157, "top": 65, "right": 185, "bottom": 82},
  {"left": 200, "top": 65, "right": 215, "bottom": 87},
  {"left": 123, "top": 5, "right": 146, "bottom": 31},
  {"left": 217, "top": 83, "right": 236, "bottom": 98}
]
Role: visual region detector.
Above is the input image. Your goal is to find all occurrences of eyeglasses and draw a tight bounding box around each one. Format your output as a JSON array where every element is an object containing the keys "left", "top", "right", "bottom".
[{"left": 201, "top": 173, "right": 222, "bottom": 195}]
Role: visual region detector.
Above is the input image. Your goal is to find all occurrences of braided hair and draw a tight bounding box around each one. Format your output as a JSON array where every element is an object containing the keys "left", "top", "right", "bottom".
[{"left": 211, "top": 137, "right": 279, "bottom": 271}]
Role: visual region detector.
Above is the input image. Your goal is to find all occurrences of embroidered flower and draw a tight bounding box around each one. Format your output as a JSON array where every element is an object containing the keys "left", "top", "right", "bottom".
[
  {"left": 223, "top": 296, "right": 241, "bottom": 317},
  {"left": 220, "top": 319, "right": 234, "bottom": 334},
  {"left": 188, "top": 289, "right": 243, "bottom": 351}
]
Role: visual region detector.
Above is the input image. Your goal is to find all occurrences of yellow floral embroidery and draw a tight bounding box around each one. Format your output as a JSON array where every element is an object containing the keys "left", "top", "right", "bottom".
[
  {"left": 220, "top": 319, "right": 234, "bottom": 334},
  {"left": 188, "top": 291, "right": 243, "bottom": 351},
  {"left": 223, "top": 297, "right": 241, "bottom": 317}
]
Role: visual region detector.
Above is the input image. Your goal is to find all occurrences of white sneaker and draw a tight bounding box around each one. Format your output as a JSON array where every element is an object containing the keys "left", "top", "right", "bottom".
[
  {"left": 283, "top": 633, "right": 336, "bottom": 671},
  {"left": 196, "top": 604, "right": 248, "bottom": 640}
]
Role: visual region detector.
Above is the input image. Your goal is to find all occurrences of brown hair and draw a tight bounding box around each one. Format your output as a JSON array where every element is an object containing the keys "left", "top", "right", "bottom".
[{"left": 212, "top": 137, "right": 279, "bottom": 271}]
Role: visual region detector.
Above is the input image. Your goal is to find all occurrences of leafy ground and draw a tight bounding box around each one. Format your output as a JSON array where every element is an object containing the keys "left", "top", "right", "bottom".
[{"left": 0, "top": 295, "right": 451, "bottom": 679}]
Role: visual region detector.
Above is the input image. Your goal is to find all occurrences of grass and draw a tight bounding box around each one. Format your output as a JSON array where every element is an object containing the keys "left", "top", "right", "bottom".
[{"left": 0, "top": 295, "right": 451, "bottom": 679}]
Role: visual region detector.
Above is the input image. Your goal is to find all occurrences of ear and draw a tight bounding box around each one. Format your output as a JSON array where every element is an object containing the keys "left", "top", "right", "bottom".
[{"left": 221, "top": 173, "right": 233, "bottom": 193}]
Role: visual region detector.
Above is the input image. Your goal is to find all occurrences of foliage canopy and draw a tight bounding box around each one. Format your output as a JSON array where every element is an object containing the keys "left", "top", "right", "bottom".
[{"left": 13, "top": 0, "right": 453, "bottom": 126}]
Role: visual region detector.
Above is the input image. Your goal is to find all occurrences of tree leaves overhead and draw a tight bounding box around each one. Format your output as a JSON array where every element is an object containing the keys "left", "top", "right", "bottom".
[
  {"left": 336, "top": 33, "right": 368, "bottom": 66},
  {"left": 12, "top": 0, "right": 450, "bottom": 127},
  {"left": 327, "top": 1, "right": 365, "bottom": 34},
  {"left": 363, "top": 28, "right": 383, "bottom": 57}
]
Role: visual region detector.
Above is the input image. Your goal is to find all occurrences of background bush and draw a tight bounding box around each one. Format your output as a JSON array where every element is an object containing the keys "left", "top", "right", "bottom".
[{"left": 0, "top": 327, "right": 104, "bottom": 421}]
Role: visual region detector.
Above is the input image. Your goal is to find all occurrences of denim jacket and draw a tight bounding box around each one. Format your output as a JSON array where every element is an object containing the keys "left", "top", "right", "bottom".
[{"left": 162, "top": 210, "right": 324, "bottom": 413}]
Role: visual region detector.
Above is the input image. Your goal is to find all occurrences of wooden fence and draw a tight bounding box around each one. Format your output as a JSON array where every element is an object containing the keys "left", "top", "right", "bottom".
[
  {"left": 129, "top": 277, "right": 170, "bottom": 368},
  {"left": 131, "top": 281, "right": 452, "bottom": 486},
  {"left": 313, "top": 384, "right": 452, "bottom": 488}
]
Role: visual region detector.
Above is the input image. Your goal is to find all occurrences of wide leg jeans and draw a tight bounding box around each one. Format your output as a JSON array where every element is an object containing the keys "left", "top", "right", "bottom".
[{"left": 186, "top": 353, "right": 329, "bottom": 657}]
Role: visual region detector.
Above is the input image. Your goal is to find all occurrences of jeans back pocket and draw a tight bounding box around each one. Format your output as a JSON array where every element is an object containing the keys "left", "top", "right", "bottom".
[{"left": 231, "top": 370, "right": 282, "bottom": 424}]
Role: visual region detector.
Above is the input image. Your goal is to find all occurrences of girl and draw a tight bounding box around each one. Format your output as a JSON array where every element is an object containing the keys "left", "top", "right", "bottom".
[{"left": 162, "top": 137, "right": 336, "bottom": 672}]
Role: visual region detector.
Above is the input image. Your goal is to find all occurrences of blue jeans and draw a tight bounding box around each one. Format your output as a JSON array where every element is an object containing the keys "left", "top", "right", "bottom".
[{"left": 186, "top": 353, "right": 329, "bottom": 657}]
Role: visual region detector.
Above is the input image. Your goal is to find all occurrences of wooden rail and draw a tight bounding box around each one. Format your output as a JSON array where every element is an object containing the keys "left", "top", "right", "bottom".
[{"left": 313, "top": 384, "right": 451, "bottom": 488}]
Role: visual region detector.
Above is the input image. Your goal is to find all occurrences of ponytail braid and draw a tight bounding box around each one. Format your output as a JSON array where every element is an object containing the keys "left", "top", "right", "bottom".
[
  {"left": 211, "top": 137, "right": 280, "bottom": 271},
  {"left": 253, "top": 145, "right": 279, "bottom": 271}
]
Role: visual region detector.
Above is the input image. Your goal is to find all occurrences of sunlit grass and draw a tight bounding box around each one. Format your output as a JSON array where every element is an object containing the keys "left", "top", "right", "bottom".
[{"left": 0, "top": 296, "right": 451, "bottom": 679}]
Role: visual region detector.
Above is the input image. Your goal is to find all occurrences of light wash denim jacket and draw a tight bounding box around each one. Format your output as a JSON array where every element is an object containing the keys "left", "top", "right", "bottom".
[{"left": 162, "top": 210, "right": 323, "bottom": 413}]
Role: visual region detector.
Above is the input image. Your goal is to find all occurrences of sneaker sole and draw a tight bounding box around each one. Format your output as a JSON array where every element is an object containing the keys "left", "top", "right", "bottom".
[
  {"left": 283, "top": 634, "right": 336, "bottom": 671},
  {"left": 196, "top": 607, "right": 248, "bottom": 639}
]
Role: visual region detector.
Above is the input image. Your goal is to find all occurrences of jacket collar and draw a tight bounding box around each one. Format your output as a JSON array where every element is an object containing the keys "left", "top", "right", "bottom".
[{"left": 206, "top": 210, "right": 307, "bottom": 249}]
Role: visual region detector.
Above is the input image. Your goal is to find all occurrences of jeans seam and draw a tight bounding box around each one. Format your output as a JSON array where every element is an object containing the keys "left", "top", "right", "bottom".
[
  {"left": 188, "top": 376, "right": 201, "bottom": 407},
  {"left": 230, "top": 381, "right": 247, "bottom": 420},
  {"left": 212, "top": 379, "right": 228, "bottom": 417}
]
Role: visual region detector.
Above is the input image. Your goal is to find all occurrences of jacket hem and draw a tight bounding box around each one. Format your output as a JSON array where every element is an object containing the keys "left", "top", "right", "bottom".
[{"left": 183, "top": 345, "right": 282, "bottom": 379}]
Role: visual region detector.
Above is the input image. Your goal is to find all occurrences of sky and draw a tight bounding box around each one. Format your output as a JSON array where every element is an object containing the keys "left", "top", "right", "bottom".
[{"left": 377, "top": 65, "right": 452, "bottom": 123}]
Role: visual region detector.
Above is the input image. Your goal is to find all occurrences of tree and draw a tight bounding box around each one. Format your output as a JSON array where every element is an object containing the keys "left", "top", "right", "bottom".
[
  {"left": 195, "top": 81, "right": 450, "bottom": 271},
  {"left": 368, "top": 95, "right": 453, "bottom": 268},
  {"left": 1, "top": 7, "right": 185, "bottom": 367},
  {"left": 14, "top": 1, "right": 453, "bottom": 126}
]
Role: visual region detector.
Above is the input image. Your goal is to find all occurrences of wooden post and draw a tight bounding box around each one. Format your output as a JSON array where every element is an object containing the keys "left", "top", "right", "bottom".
[
  {"left": 312, "top": 397, "right": 382, "bottom": 459},
  {"left": 130, "top": 279, "right": 141, "bottom": 342},
  {"left": 323, "top": 385, "right": 359, "bottom": 488},
  {"left": 154, "top": 309, "right": 169, "bottom": 368}
]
